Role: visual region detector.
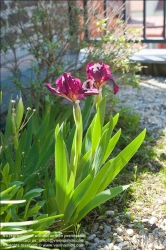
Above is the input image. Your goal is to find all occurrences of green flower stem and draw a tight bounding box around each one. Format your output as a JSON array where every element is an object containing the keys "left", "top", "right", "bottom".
[
  {"left": 95, "top": 89, "right": 102, "bottom": 109},
  {"left": 73, "top": 101, "right": 82, "bottom": 178},
  {"left": 11, "top": 115, "right": 21, "bottom": 178}
]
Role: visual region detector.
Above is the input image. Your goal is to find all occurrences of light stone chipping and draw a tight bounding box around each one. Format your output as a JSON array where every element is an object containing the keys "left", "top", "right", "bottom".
[{"left": 115, "top": 76, "right": 166, "bottom": 137}]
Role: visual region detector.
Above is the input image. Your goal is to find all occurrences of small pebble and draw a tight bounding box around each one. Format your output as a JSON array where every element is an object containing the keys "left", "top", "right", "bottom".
[
  {"left": 147, "top": 243, "right": 154, "bottom": 249},
  {"left": 153, "top": 245, "right": 165, "bottom": 250},
  {"left": 128, "top": 223, "right": 134, "bottom": 228},
  {"left": 158, "top": 232, "right": 165, "bottom": 238},
  {"left": 149, "top": 234, "right": 155, "bottom": 240},
  {"left": 151, "top": 223, "right": 157, "bottom": 230},
  {"left": 163, "top": 239, "right": 166, "bottom": 246},
  {"left": 100, "top": 239, "right": 106, "bottom": 244},
  {"left": 116, "top": 237, "right": 123, "bottom": 243},
  {"left": 92, "top": 223, "right": 99, "bottom": 233},
  {"left": 87, "top": 234, "right": 96, "bottom": 241},
  {"left": 149, "top": 217, "right": 158, "bottom": 225},
  {"left": 116, "top": 227, "right": 123, "bottom": 236},
  {"left": 108, "top": 243, "right": 114, "bottom": 249},
  {"left": 99, "top": 225, "right": 104, "bottom": 230},
  {"left": 84, "top": 241, "right": 89, "bottom": 246},
  {"left": 126, "top": 229, "right": 134, "bottom": 236},
  {"left": 114, "top": 246, "right": 121, "bottom": 250},
  {"left": 118, "top": 242, "right": 126, "bottom": 248},
  {"left": 106, "top": 238, "right": 111, "bottom": 244},
  {"left": 103, "top": 246, "right": 109, "bottom": 250},
  {"left": 136, "top": 205, "right": 142, "bottom": 210},
  {"left": 104, "top": 225, "right": 111, "bottom": 233},
  {"left": 105, "top": 210, "right": 115, "bottom": 217},
  {"left": 125, "top": 212, "right": 131, "bottom": 219},
  {"left": 92, "top": 242, "right": 99, "bottom": 248},
  {"left": 94, "top": 237, "right": 100, "bottom": 243},
  {"left": 142, "top": 218, "right": 149, "bottom": 223}
]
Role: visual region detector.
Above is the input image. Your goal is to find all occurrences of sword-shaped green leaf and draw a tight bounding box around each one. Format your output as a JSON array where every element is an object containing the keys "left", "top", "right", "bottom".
[
  {"left": 102, "top": 129, "right": 121, "bottom": 164},
  {"left": 98, "top": 129, "right": 146, "bottom": 193},
  {"left": 74, "top": 185, "right": 129, "bottom": 224},
  {"left": 64, "top": 175, "right": 92, "bottom": 223},
  {"left": 55, "top": 129, "right": 68, "bottom": 213}
]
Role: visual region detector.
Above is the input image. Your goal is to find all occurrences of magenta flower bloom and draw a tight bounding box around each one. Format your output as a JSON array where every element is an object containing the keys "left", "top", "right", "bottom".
[
  {"left": 45, "top": 72, "right": 99, "bottom": 103},
  {"left": 86, "top": 61, "right": 119, "bottom": 94}
]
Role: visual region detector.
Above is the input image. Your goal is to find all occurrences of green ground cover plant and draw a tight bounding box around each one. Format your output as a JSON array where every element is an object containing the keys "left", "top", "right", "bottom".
[
  {"left": 0, "top": 184, "right": 62, "bottom": 250},
  {"left": 0, "top": 94, "right": 72, "bottom": 191},
  {"left": 99, "top": 111, "right": 166, "bottom": 213}
]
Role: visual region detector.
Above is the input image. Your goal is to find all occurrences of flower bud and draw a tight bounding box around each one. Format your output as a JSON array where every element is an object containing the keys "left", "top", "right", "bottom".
[
  {"left": 16, "top": 96, "right": 24, "bottom": 130},
  {"left": 73, "top": 101, "right": 82, "bottom": 126}
]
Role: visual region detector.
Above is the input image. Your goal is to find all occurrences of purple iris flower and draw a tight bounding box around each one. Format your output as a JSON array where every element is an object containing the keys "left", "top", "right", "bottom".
[
  {"left": 86, "top": 61, "right": 119, "bottom": 94},
  {"left": 45, "top": 72, "right": 99, "bottom": 103}
]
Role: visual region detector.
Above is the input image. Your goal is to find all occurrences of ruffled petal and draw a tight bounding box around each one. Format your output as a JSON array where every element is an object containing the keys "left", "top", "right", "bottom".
[
  {"left": 83, "top": 79, "right": 95, "bottom": 89},
  {"left": 45, "top": 83, "right": 61, "bottom": 95},
  {"left": 82, "top": 87, "right": 99, "bottom": 96},
  {"left": 106, "top": 79, "right": 119, "bottom": 95},
  {"left": 86, "top": 62, "right": 95, "bottom": 80}
]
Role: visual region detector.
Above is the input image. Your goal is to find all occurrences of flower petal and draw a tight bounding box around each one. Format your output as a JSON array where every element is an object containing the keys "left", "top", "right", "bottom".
[
  {"left": 45, "top": 83, "right": 61, "bottom": 95},
  {"left": 56, "top": 72, "right": 70, "bottom": 94},
  {"left": 82, "top": 87, "right": 99, "bottom": 96},
  {"left": 83, "top": 79, "right": 95, "bottom": 89},
  {"left": 86, "top": 62, "right": 94, "bottom": 80},
  {"left": 45, "top": 83, "right": 74, "bottom": 102},
  {"left": 86, "top": 61, "right": 104, "bottom": 83},
  {"left": 106, "top": 79, "right": 119, "bottom": 95},
  {"left": 101, "top": 64, "right": 112, "bottom": 81}
]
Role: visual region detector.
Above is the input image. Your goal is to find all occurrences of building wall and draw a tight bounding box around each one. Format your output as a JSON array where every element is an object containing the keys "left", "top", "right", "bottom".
[
  {"left": 1, "top": 0, "right": 165, "bottom": 63},
  {"left": 0, "top": 0, "right": 69, "bottom": 66}
]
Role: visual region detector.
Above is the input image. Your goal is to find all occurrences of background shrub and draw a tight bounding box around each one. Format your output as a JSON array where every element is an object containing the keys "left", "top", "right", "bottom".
[{"left": 1, "top": 0, "right": 142, "bottom": 106}]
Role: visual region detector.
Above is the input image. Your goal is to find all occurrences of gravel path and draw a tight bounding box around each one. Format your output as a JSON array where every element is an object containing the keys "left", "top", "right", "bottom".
[
  {"left": 78, "top": 76, "right": 166, "bottom": 250},
  {"left": 80, "top": 176, "right": 166, "bottom": 250},
  {"left": 116, "top": 76, "right": 166, "bottom": 137}
]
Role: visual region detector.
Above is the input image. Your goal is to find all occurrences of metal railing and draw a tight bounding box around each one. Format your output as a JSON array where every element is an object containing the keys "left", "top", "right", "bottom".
[
  {"left": 122, "top": 0, "right": 166, "bottom": 43},
  {"left": 68, "top": 0, "right": 166, "bottom": 44}
]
